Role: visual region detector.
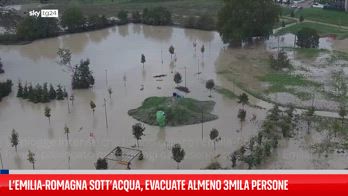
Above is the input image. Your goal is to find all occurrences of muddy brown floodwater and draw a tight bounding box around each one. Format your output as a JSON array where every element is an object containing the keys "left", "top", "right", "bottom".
[
  {"left": 0, "top": 24, "right": 345, "bottom": 170},
  {"left": 0, "top": 24, "right": 268, "bottom": 169}
]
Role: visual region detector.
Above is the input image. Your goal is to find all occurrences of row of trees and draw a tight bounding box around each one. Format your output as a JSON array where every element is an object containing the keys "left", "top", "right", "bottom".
[
  {"left": 217, "top": 0, "right": 281, "bottom": 46},
  {"left": 0, "top": 79, "right": 12, "bottom": 101},
  {"left": 231, "top": 105, "right": 295, "bottom": 169},
  {"left": 0, "top": 57, "right": 4, "bottom": 73},
  {"left": 142, "top": 7, "right": 172, "bottom": 26},
  {"left": 15, "top": 7, "right": 113, "bottom": 41},
  {"left": 16, "top": 17, "right": 60, "bottom": 41},
  {"left": 17, "top": 82, "right": 67, "bottom": 103},
  {"left": 10, "top": 129, "right": 37, "bottom": 169}
]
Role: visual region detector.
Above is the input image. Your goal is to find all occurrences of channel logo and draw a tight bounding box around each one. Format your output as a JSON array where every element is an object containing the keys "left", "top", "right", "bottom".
[{"left": 29, "top": 9, "right": 59, "bottom": 18}]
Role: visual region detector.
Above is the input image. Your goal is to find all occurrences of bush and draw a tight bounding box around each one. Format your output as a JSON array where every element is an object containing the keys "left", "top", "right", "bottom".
[
  {"left": 16, "top": 17, "right": 59, "bottom": 41},
  {"left": 118, "top": 10, "right": 128, "bottom": 24},
  {"left": 132, "top": 11, "right": 142, "bottom": 23},
  {"left": 87, "top": 15, "right": 109, "bottom": 29},
  {"left": 61, "top": 7, "right": 85, "bottom": 33},
  {"left": 296, "top": 27, "right": 319, "bottom": 48},
  {"left": 299, "top": 15, "right": 304, "bottom": 22},
  {"left": 142, "top": 7, "right": 172, "bottom": 25},
  {"left": 72, "top": 59, "right": 95, "bottom": 89},
  {"left": 270, "top": 50, "right": 291, "bottom": 71}
]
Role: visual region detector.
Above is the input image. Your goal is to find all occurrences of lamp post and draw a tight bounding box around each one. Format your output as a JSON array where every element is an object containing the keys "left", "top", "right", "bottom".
[{"left": 0, "top": 149, "right": 4, "bottom": 169}]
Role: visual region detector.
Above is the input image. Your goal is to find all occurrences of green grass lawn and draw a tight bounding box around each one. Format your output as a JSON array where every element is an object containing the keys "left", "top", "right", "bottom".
[
  {"left": 128, "top": 96, "right": 218, "bottom": 126},
  {"left": 283, "top": 8, "right": 348, "bottom": 27},
  {"left": 260, "top": 72, "right": 320, "bottom": 101},
  {"left": 41, "top": 0, "right": 223, "bottom": 17},
  {"left": 276, "top": 22, "right": 348, "bottom": 39}
]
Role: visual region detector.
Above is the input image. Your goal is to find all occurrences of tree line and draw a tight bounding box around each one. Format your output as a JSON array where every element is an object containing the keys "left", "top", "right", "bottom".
[
  {"left": 14, "top": 6, "right": 172, "bottom": 42},
  {"left": 0, "top": 57, "right": 4, "bottom": 74},
  {"left": 17, "top": 82, "right": 67, "bottom": 103},
  {"left": 0, "top": 80, "right": 12, "bottom": 101},
  {"left": 230, "top": 105, "right": 296, "bottom": 169}
]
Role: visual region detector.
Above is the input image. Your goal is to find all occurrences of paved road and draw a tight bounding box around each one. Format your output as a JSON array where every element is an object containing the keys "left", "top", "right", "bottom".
[{"left": 296, "top": 0, "right": 314, "bottom": 8}]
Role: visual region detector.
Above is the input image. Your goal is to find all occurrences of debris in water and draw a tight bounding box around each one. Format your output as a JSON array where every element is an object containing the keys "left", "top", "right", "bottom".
[{"left": 153, "top": 74, "right": 167, "bottom": 78}]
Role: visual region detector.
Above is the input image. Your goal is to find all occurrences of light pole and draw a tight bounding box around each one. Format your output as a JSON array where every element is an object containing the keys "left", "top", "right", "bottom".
[
  {"left": 105, "top": 69, "right": 108, "bottom": 87},
  {"left": 184, "top": 66, "right": 187, "bottom": 88},
  {"left": 201, "top": 109, "right": 204, "bottom": 140},
  {"left": 0, "top": 149, "right": 3, "bottom": 169},
  {"left": 104, "top": 98, "right": 109, "bottom": 129}
]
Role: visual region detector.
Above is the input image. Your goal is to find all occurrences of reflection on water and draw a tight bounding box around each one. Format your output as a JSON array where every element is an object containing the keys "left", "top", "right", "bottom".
[
  {"left": 60, "top": 33, "right": 90, "bottom": 55},
  {"left": 143, "top": 25, "right": 173, "bottom": 42},
  {"left": 184, "top": 28, "right": 215, "bottom": 43},
  {"left": 19, "top": 38, "right": 60, "bottom": 61},
  {"left": 118, "top": 25, "right": 129, "bottom": 37},
  {"left": 89, "top": 28, "right": 110, "bottom": 43},
  {"left": 133, "top": 24, "right": 142, "bottom": 34}
]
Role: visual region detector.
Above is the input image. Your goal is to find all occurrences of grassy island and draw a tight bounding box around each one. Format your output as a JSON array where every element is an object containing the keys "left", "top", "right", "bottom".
[{"left": 128, "top": 97, "right": 218, "bottom": 126}]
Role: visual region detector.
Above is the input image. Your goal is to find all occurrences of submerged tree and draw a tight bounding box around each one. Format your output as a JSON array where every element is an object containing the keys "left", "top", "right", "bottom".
[
  {"left": 205, "top": 79, "right": 215, "bottom": 97},
  {"left": 238, "top": 109, "right": 247, "bottom": 130},
  {"left": 27, "top": 150, "right": 36, "bottom": 170},
  {"left": 90, "top": 100, "right": 96, "bottom": 116},
  {"left": 230, "top": 153, "right": 237, "bottom": 168},
  {"left": 238, "top": 93, "right": 249, "bottom": 108},
  {"left": 0, "top": 57, "right": 4, "bottom": 74},
  {"left": 72, "top": 59, "right": 95, "bottom": 89},
  {"left": 201, "top": 44, "right": 205, "bottom": 57},
  {"left": 209, "top": 128, "right": 221, "bottom": 151},
  {"left": 174, "top": 72, "right": 182, "bottom": 86},
  {"left": 141, "top": 54, "right": 146, "bottom": 69},
  {"left": 10, "top": 129, "right": 19, "bottom": 152},
  {"left": 44, "top": 106, "right": 51, "bottom": 125},
  {"left": 169, "top": 45, "right": 175, "bottom": 59},
  {"left": 95, "top": 158, "right": 108, "bottom": 170},
  {"left": 108, "top": 87, "right": 113, "bottom": 99},
  {"left": 57, "top": 48, "right": 72, "bottom": 66},
  {"left": 270, "top": 50, "right": 291, "bottom": 71},
  {"left": 339, "top": 104, "right": 347, "bottom": 126},
  {"left": 64, "top": 124, "right": 70, "bottom": 145},
  {"left": 296, "top": 27, "right": 319, "bottom": 48},
  {"left": 305, "top": 106, "right": 315, "bottom": 134},
  {"left": 56, "top": 85, "right": 64, "bottom": 100},
  {"left": 172, "top": 144, "right": 185, "bottom": 169},
  {"left": 132, "top": 123, "right": 145, "bottom": 148}
]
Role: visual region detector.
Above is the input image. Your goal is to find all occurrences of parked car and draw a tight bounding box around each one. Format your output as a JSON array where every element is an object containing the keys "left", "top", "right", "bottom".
[{"left": 312, "top": 3, "right": 324, "bottom": 8}]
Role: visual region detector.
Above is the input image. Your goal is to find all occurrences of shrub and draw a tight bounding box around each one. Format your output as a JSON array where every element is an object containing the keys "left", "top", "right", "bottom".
[{"left": 296, "top": 27, "right": 319, "bottom": 48}]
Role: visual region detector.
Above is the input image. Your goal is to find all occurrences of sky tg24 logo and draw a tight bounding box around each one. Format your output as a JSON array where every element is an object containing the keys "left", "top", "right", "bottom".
[{"left": 29, "top": 9, "right": 58, "bottom": 18}]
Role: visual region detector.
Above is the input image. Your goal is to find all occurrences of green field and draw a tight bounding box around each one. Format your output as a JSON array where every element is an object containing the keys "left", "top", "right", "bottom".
[
  {"left": 128, "top": 96, "right": 218, "bottom": 126},
  {"left": 276, "top": 22, "right": 348, "bottom": 39},
  {"left": 283, "top": 8, "right": 348, "bottom": 27},
  {"left": 40, "top": 0, "right": 223, "bottom": 18}
]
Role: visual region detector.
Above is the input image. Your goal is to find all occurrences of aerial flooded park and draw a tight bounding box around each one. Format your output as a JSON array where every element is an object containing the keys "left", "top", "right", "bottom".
[{"left": 0, "top": 0, "right": 348, "bottom": 170}]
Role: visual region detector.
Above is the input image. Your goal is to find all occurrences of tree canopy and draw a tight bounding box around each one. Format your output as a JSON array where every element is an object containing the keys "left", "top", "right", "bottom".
[
  {"left": 0, "top": 79, "right": 12, "bottom": 101},
  {"left": 142, "top": 7, "right": 172, "bottom": 26},
  {"left": 16, "top": 17, "right": 59, "bottom": 41},
  {"left": 72, "top": 59, "right": 95, "bottom": 89},
  {"left": 217, "top": 0, "right": 280, "bottom": 45},
  {"left": 296, "top": 27, "right": 319, "bottom": 48},
  {"left": 61, "top": 7, "right": 85, "bottom": 33}
]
